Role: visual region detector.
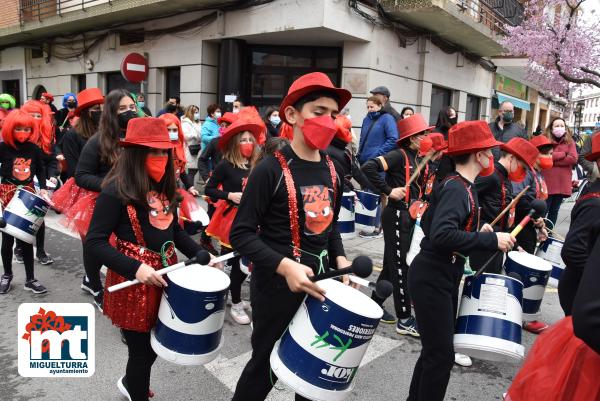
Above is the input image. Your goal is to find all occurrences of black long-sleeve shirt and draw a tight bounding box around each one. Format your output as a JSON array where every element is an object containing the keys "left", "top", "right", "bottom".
[
  {"left": 420, "top": 173, "right": 497, "bottom": 259},
  {"left": 204, "top": 160, "right": 249, "bottom": 201},
  {"left": 562, "top": 180, "right": 600, "bottom": 272},
  {"left": 230, "top": 145, "right": 345, "bottom": 289},
  {"left": 61, "top": 129, "right": 88, "bottom": 179},
  {"left": 0, "top": 142, "right": 47, "bottom": 189},
  {"left": 325, "top": 138, "right": 377, "bottom": 193},
  {"left": 572, "top": 221, "right": 600, "bottom": 354},
  {"left": 74, "top": 134, "right": 112, "bottom": 192},
  {"left": 198, "top": 137, "right": 222, "bottom": 181},
  {"left": 361, "top": 146, "right": 425, "bottom": 209},
  {"left": 85, "top": 184, "right": 203, "bottom": 280},
  {"left": 475, "top": 162, "right": 513, "bottom": 230}
]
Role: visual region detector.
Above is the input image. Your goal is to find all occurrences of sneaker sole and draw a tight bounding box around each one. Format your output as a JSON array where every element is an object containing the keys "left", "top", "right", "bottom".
[
  {"left": 37, "top": 260, "right": 54, "bottom": 265},
  {"left": 117, "top": 377, "right": 132, "bottom": 401},
  {"left": 380, "top": 318, "right": 397, "bottom": 324},
  {"left": 230, "top": 313, "right": 251, "bottom": 325},
  {"left": 23, "top": 286, "right": 47, "bottom": 294},
  {"left": 0, "top": 287, "right": 11, "bottom": 294},
  {"left": 396, "top": 329, "right": 420, "bottom": 337},
  {"left": 14, "top": 259, "right": 24, "bottom": 264}
]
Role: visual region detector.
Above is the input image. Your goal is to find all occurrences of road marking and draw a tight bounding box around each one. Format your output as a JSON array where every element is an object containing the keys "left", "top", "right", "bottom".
[{"left": 204, "top": 334, "right": 402, "bottom": 399}]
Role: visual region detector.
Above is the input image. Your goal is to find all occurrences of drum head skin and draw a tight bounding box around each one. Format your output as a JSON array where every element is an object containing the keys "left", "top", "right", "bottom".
[
  {"left": 507, "top": 251, "right": 552, "bottom": 272},
  {"left": 168, "top": 264, "right": 231, "bottom": 292}
]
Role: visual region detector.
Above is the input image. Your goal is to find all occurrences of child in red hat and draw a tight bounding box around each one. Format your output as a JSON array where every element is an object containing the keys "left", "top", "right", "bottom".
[
  {"left": 559, "top": 133, "right": 600, "bottom": 316},
  {"left": 85, "top": 117, "right": 216, "bottom": 401},
  {"left": 229, "top": 72, "right": 351, "bottom": 401},
  {"left": 406, "top": 120, "right": 515, "bottom": 401},
  {"left": 205, "top": 107, "right": 264, "bottom": 325},
  {"left": 361, "top": 113, "right": 434, "bottom": 334}
]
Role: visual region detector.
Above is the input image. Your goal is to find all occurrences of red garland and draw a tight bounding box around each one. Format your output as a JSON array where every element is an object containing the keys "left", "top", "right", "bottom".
[{"left": 274, "top": 151, "right": 338, "bottom": 260}]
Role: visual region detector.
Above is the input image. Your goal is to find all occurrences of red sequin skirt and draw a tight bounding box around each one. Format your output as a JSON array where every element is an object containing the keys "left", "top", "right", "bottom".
[
  {"left": 51, "top": 178, "right": 99, "bottom": 238},
  {"left": 103, "top": 239, "right": 177, "bottom": 332},
  {"left": 205, "top": 199, "right": 237, "bottom": 247},
  {"left": 506, "top": 317, "right": 600, "bottom": 401}
]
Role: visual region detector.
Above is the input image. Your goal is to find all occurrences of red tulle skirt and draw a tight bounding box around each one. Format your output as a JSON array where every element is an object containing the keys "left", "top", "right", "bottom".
[
  {"left": 51, "top": 178, "right": 99, "bottom": 238},
  {"left": 506, "top": 317, "right": 600, "bottom": 401},
  {"left": 205, "top": 199, "right": 237, "bottom": 247}
]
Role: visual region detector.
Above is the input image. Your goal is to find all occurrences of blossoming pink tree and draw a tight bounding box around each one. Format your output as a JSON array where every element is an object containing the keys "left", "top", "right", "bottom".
[{"left": 501, "top": 0, "right": 600, "bottom": 95}]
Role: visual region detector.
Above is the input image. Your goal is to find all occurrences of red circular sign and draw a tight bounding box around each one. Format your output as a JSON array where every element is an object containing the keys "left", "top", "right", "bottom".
[{"left": 120, "top": 53, "right": 148, "bottom": 83}]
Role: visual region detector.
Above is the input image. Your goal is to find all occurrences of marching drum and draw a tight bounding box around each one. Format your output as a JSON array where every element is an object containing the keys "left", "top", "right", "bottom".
[
  {"left": 270, "top": 279, "right": 383, "bottom": 401},
  {"left": 536, "top": 238, "right": 566, "bottom": 288},
  {"left": 1, "top": 188, "right": 49, "bottom": 244},
  {"left": 454, "top": 273, "right": 525, "bottom": 362},
  {"left": 338, "top": 191, "right": 356, "bottom": 239},
  {"left": 151, "top": 264, "right": 230, "bottom": 365},
  {"left": 504, "top": 251, "right": 552, "bottom": 320},
  {"left": 354, "top": 191, "right": 380, "bottom": 232},
  {"left": 239, "top": 256, "right": 253, "bottom": 276}
]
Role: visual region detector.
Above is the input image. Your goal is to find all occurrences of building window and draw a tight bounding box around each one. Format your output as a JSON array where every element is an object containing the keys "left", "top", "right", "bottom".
[
  {"left": 165, "top": 67, "right": 180, "bottom": 101},
  {"left": 466, "top": 94, "right": 481, "bottom": 121},
  {"left": 247, "top": 45, "right": 341, "bottom": 112},
  {"left": 76, "top": 75, "right": 86, "bottom": 92},
  {"left": 106, "top": 72, "right": 140, "bottom": 94},
  {"left": 120, "top": 30, "right": 145, "bottom": 46},
  {"left": 430, "top": 86, "right": 452, "bottom": 125}
]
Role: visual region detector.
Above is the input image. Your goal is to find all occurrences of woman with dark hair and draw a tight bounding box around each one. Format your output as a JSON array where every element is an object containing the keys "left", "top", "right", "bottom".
[
  {"left": 205, "top": 107, "right": 264, "bottom": 325},
  {"left": 400, "top": 106, "right": 415, "bottom": 119},
  {"left": 541, "top": 117, "right": 577, "bottom": 227},
  {"left": 263, "top": 106, "right": 281, "bottom": 138},
  {"left": 85, "top": 117, "right": 215, "bottom": 401},
  {"left": 434, "top": 106, "right": 457, "bottom": 139},
  {"left": 72, "top": 89, "right": 138, "bottom": 309}
]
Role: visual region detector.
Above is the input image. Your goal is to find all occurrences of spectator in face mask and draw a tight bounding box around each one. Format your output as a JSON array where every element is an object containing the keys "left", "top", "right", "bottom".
[
  {"left": 135, "top": 93, "right": 152, "bottom": 117},
  {"left": 232, "top": 99, "right": 243, "bottom": 114},
  {"left": 201, "top": 104, "right": 221, "bottom": 151},
  {"left": 434, "top": 106, "right": 458, "bottom": 139},
  {"left": 56, "top": 93, "right": 77, "bottom": 132},
  {"left": 488, "top": 101, "right": 528, "bottom": 159},
  {"left": 157, "top": 97, "right": 183, "bottom": 118},
  {"left": 181, "top": 105, "right": 202, "bottom": 181},
  {"left": 263, "top": 106, "right": 281, "bottom": 139}
]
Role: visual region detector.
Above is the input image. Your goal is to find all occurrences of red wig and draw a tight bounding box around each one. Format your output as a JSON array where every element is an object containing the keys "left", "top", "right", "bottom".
[
  {"left": 2, "top": 109, "right": 36, "bottom": 149},
  {"left": 21, "top": 100, "right": 55, "bottom": 154},
  {"left": 159, "top": 113, "right": 186, "bottom": 164},
  {"left": 334, "top": 115, "right": 353, "bottom": 144}
]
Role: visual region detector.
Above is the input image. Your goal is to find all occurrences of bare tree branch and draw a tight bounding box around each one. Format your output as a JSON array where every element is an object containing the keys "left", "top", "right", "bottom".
[
  {"left": 581, "top": 67, "right": 600, "bottom": 79},
  {"left": 555, "top": 59, "right": 600, "bottom": 87}
]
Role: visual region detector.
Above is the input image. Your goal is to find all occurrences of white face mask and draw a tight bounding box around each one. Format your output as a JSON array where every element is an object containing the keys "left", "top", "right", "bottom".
[
  {"left": 193, "top": 112, "right": 200, "bottom": 121},
  {"left": 232, "top": 108, "right": 240, "bottom": 114},
  {"left": 168, "top": 129, "right": 179, "bottom": 141},
  {"left": 214, "top": 112, "right": 222, "bottom": 119}
]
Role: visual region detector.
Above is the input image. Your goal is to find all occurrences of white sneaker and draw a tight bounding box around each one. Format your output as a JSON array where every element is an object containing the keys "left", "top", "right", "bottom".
[
  {"left": 230, "top": 302, "right": 251, "bottom": 325},
  {"left": 241, "top": 300, "right": 252, "bottom": 311},
  {"left": 454, "top": 353, "right": 472, "bottom": 367}
]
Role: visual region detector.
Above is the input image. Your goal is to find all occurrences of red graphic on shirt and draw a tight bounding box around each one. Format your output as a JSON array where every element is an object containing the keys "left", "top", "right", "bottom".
[
  {"left": 13, "top": 158, "right": 31, "bottom": 181},
  {"left": 147, "top": 191, "right": 173, "bottom": 230},
  {"left": 301, "top": 185, "right": 333, "bottom": 235}
]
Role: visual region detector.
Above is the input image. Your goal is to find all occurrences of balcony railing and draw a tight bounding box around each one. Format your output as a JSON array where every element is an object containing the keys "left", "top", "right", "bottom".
[
  {"left": 20, "top": 0, "right": 112, "bottom": 24},
  {"left": 451, "top": 0, "right": 524, "bottom": 35}
]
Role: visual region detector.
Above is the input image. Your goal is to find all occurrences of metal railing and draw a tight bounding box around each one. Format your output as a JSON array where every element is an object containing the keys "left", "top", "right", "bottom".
[
  {"left": 19, "top": 0, "right": 112, "bottom": 24},
  {"left": 452, "top": 0, "right": 524, "bottom": 35}
]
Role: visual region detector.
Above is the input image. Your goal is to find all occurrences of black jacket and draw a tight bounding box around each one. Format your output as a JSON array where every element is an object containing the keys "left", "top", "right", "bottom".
[
  {"left": 325, "top": 138, "right": 377, "bottom": 193},
  {"left": 382, "top": 102, "right": 402, "bottom": 122},
  {"left": 475, "top": 162, "right": 513, "bottom": 230},
  {"left": 266, "top": 122, "right": 281, "bottom": 139},
  {"left": 197, "top": 137, "right": 222, "bottom": 181},
  {"left": 61, "top": 129, "right": 88, "bottom": 179},
  {"left": 74, "top": 134, "right": 112, "bottom": 192},
  {"left": 488, "top": 118, "right": 528, "bottom": 159}
]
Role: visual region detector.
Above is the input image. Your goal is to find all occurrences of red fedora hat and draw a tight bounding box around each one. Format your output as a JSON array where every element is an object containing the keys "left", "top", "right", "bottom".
[
  {"left": 529, "top": 135, "right": 552, "bottom": 149},
  {"left": 501, "top": 137, "right": 539, "bottom": 169},
  {"left": 397, "top": 114, "right": 435, "bottom": 142},
  {"left": 279, "top": 72, "right": 351, "bottom": 124},
  {"left": 428, "top": 132, "right": 448, "bottom": 152},
  {"left": 218, "top": 112, "right": 237, "bottom": 126},
  {"left": 585, "top": 132, "right": 600, "bottom": 161},
  {"left": 218, "top": 107, "right": 266, "bottom": 150},
  {"left": 75, "top": 88, "right": 104, "bottom": 116},
  {"left": 446, "top": 120, "right": 503, "bottom": 156},
  {"left": 120, "top": 117, "right": 174, "bottom": 149}
]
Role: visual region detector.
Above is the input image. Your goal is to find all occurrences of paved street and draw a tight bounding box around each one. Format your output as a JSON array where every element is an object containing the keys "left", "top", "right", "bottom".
[{"left": 0, "top": 201, "right": 574, "bottom": 401}]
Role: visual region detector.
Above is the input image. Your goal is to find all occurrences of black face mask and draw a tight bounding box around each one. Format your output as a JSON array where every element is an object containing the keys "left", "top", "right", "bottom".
[
  {"left": 118, "top": 110, "right": 137, "bottom": 130},
  {"left": 90, "top": 110, "right": 102, "bottom": 126},
  {"left": 67, "top": 101, "right": 76, "bottom": 109},
  {"left": 166, "top": 104, "right": 177, "bottom": 113},
  {"left": 449, "top": 117, "right": 457, "bottom": 125}
]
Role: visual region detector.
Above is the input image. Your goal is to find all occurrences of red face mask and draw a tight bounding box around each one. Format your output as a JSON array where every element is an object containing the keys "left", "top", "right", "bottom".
[
  {"left": 417, "top": 135, "right": 433, "bottom": 156},
  {"left": 240, "top": 143, "right": 254, "bottom": 158},
  {"left": 300, "top": 115, "right": 337, "bottom": 150},
  {"left": 478, "top": 153, "right": 495, "bottom": 177},
  {"left": 538, "top": 155, "right": 553, "bottom": 170},
  {"left": 508, "top": 158, "right": 527, "bottom": 183},
  {"left": 145, "top": 155, "right": 168, "bottom": 182},
  {"left": 14, "top": 131, "right": 31, "bottom": 143}
]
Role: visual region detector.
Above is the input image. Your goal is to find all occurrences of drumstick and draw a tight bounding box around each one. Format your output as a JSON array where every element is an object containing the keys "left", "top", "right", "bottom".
[
  {"left": 107, "top": 250, "right": 239, "bottom": 293},
  {"left": 487, "top": 186, "right": 530, "bottom": 228},
  {"left": 406, "top": 151, "right": 436, "bottom": 187},
  {"left": 310, "top": 256, "right": 372, "bottom": 282},
  {"left": 349, "top": 276, "right": 393, "bottom": 299},
  {"left": 545, "top": 228, "right": 565, "bottom": 241}
]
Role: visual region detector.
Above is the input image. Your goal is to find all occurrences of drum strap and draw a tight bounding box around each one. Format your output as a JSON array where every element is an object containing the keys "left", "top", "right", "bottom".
[
  {"left": 399, "top": 148, "right": 428, "bottom": 203},
  {"left": 274, "top": 151, "right": 337, "bottom": 260},
  {"left": 441, "top": 175, "right": 476, "bottom": 232},
  {"left": 499, "top": 175, "right": 507, "bottom": 230}
]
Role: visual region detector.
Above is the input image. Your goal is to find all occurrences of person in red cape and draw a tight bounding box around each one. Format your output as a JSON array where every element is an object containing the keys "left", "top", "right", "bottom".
[
  {"left": 229, "top": 72, "right": 351, "bottom": 401},
  {"left": 85, "top": 117, "right": 217, "bottom": 401},
  {"left": 204, "top": 106, "right": 264, "bottom": 325},
  {"left": 406, "top": 121, "right": 516, "bottom": 401},
  {"left": 0, "top": 110, "right": 50, "bottom": 295},
  {"left": 19, "top": 100, "right": 57, "bottom": 265}
]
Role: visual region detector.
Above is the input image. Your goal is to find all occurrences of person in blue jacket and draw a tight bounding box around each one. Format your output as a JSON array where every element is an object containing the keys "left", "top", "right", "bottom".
[
  {"left": 357, "top": 95, "right": 399, "bottom": 238},
  {"left": 201, "top": 103, "right": 221, "bottom": 151}
]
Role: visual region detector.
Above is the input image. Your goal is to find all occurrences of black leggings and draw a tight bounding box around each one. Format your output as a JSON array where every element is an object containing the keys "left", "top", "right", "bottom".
[
  {"left": 83, "top": 239, "right": 103, "bottom": 292},
  {"left": 558, "top": 267, "right": 583, "bottom": 316},
  {"left": 2, "top": 233, "right": 34, "bottom": 280},
  {"left": 121, "top": 330, "right": 157, "bottom": 401},
  {"left": 222, "top": 245, "right": 247, "bottom": 304}
]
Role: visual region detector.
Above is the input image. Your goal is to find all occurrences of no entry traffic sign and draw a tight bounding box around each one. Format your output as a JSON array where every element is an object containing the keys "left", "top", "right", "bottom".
[{"left": 121, "top": 53, "right": 148, "bottom": 83}]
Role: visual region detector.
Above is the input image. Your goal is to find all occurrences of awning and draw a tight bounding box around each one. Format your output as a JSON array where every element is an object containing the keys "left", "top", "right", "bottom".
[{"left": 497, "top": 92, "right": 531, "bottom": 111}]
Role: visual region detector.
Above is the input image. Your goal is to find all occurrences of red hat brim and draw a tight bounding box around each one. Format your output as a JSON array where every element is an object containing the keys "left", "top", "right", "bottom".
[
  {"left": 585, "top": 151, "right": 600, "bottom": 162},
  {"left": 500, "top": 142, "right": 536, "bottom": 169},
  {"left": 119, "top": 139, "right": 175, "bottom": 149},
  {"left": 279, "top": 84, "right": 352, "bottom": 125},
  {"left": 445, "top": 138, "right": 503, "bottom": 156},
  {"left": 397, "top": 125, "right": 435, "bottom": 143},
  {"left": 218, "top": 122, "right": 264, "bottom": 150}
]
